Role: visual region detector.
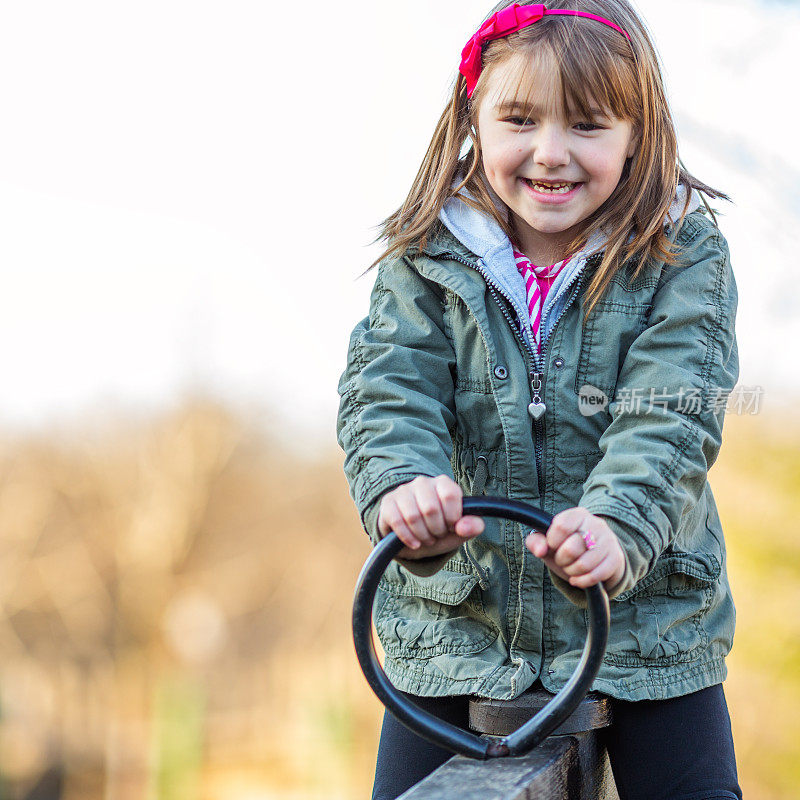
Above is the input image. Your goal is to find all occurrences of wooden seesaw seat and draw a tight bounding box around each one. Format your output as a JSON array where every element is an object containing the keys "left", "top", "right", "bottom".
[{"left": 400, "top": 689, "right": 620, "bottom": 800}]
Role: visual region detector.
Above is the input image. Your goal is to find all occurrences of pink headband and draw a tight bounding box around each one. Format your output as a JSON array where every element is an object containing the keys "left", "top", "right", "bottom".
[{"left": 460, "top": 3, "right": 631, "bottom": 98}]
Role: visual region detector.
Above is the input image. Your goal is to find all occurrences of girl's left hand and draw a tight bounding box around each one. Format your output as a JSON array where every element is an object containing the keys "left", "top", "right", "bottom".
[{"left": 525, "top": 507, "right": 626, "bottom": 593}]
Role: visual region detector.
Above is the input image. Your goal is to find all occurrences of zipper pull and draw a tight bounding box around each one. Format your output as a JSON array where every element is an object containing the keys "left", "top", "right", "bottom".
[
  {"left": 528, "top": 372, "right": 546, "bottom": 420},
  {"left": 529, "top": 372, "right": 544, "bottom": 402}
]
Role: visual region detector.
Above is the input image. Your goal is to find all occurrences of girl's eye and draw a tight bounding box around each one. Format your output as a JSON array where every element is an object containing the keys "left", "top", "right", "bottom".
[{"left": 503, "top": 117, "right": 604, "bottom": 131}]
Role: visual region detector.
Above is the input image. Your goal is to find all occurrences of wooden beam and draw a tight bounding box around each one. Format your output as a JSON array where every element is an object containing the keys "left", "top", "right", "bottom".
[{"left": 399, "top": 732, "right": 619, "bottom": 800}]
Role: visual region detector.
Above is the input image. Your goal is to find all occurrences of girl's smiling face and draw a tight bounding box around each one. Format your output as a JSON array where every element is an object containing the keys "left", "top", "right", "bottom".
[{"left": 476, "top": 53, "right": 639, "bottom": 264}]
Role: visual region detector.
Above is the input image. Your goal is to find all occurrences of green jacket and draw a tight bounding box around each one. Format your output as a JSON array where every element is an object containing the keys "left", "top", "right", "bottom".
[{"left": 336, "top": 195, "right": 739, "bottom": 702}]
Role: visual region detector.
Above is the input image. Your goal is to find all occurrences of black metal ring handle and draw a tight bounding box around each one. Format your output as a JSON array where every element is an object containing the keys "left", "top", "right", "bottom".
[{"left": 352, "top": 495, "right": 610, "bottom": 759}]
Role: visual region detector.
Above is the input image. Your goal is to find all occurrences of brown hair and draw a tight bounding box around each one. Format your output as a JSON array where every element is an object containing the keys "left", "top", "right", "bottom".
[{"left": 360, "top": 0, "right": 729, "bottom": 321}]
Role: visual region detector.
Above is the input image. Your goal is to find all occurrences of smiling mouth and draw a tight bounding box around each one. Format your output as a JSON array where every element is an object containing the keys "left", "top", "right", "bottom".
[{"left": 524, "top": 179, "right": 581, "bottom": 194}]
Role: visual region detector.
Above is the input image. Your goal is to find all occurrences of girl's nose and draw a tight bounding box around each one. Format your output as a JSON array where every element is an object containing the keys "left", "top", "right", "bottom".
[{"left": 533, "top": 124, "right": 570, "bottom": 168}]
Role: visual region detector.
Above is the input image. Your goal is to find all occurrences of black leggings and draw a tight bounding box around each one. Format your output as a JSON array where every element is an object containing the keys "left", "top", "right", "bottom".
[{"left": 371, "top": 683, "right": 742, "bottom": 800}]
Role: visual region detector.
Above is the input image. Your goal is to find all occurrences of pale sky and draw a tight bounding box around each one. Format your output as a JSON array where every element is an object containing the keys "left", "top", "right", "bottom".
[{"left": 0, "top": 0, "right": 797, "bottom": 454}]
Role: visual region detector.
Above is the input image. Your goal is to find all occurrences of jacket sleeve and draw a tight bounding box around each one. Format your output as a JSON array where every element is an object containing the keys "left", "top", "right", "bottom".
[
  {"left": 336, "top": 254, "right": 459, "bottom": 571},
  {"left": 551, "top": 219, "right": 739, "bottom": 605}
]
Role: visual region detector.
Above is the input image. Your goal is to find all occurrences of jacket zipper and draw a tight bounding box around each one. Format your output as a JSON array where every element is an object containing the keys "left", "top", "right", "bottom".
[
  {"left": 529, "top": 271, "right": 586, "bottom": 497},
  {"left": 432, "top": 250, "right": 598, "bottom": 501},
  {"left": 438, "top": 252, "right": 546, "bottom": 497}
]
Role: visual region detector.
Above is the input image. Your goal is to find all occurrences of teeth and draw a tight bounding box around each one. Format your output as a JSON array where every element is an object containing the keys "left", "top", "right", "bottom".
[{"left": 528, "top": 180, "right": 576, "bottom": 194}]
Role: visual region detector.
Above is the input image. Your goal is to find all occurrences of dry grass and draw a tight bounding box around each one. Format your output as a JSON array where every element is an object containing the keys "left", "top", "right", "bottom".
[{"left": 0, "top": 399, "right": 796, "bottom": 798}]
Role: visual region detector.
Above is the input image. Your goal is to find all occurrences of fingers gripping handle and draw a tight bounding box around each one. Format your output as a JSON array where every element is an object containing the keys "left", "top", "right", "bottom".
[{"left": 351, "top": 495, "right": 610, "bottom": 759}]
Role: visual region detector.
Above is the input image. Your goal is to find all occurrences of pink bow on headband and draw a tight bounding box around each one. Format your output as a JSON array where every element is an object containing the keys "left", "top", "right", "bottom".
[{"left": 459, "top": 3, "right": 631, "bottom": 98}]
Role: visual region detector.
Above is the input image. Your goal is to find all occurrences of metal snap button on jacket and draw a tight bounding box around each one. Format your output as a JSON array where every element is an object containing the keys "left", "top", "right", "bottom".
[{"left": 494, "top": 365, "right": 508, "bottom": 379}]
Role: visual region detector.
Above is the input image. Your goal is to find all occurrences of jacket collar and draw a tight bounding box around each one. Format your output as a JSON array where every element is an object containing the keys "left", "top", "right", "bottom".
[{"left": 429, "top": 180, "right": 701, "bottom": 357}]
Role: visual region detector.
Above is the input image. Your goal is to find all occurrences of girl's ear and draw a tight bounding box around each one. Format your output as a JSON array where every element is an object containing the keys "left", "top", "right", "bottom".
[{"left": 626, "top": 124, "right": 642, "bottom": 159}]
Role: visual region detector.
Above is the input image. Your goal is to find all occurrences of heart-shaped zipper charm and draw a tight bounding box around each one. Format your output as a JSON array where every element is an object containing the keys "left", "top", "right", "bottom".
[{"left": 528, "top": 401, "right": 546, "bottom": 420}]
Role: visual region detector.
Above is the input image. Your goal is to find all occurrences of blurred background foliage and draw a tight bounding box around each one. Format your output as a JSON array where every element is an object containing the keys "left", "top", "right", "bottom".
[
  {"left": 0, "top": 399, "right": 796, "bottom": 798},
  {"left": 1, "top": 0, "right": 797, "bottom": 796}
]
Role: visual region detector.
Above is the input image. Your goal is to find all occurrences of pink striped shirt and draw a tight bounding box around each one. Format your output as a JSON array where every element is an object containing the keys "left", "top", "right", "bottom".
[{"left": 513, "top": 248, "right": 571, "bottom": 354}]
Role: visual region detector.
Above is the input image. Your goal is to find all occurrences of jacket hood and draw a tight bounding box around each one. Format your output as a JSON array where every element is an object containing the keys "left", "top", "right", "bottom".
[{"left": 437, "top": 181, "right": 702, "bottom": 358}]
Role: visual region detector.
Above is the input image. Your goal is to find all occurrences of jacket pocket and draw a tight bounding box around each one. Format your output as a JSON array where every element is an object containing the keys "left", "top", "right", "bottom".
[
  {"left": 375, "top": 568, "right": 499, "bottom": 659},
  {"left": 575, "top": 301, "right": 651, "bottom": 401},
  {"left": 599, "top": 551, "right": 721, "bottom": 666}
]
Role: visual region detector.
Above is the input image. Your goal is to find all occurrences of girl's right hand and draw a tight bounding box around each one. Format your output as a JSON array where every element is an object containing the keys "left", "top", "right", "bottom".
[{"left": 377, "top": 475, "right": 485, "bottom": 560}]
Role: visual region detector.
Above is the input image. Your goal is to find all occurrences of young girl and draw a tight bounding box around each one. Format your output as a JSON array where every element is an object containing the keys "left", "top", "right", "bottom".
[{"left": 337, "top": 2, "right": 741, "bottom": 798}]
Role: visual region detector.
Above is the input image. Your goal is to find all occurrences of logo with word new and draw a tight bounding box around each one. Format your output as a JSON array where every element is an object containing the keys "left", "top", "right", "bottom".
[{"left": 578, "top": 384, "right": 609, "bottom": 417}]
